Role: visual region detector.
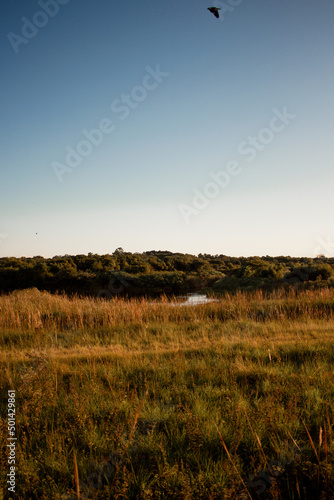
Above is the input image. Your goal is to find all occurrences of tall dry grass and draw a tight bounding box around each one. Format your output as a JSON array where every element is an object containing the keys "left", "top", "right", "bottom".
[
  {"left": 0, "top": 288, "right": 334, "bottom": 499},
  {"left": 1, "top": 286, "right": 334, "bottom": 334}
]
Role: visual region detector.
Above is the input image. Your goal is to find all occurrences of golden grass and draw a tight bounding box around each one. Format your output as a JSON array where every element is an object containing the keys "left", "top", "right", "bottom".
[
  {"left": 0, "top": 286, "right": 334, "bottom": 333},
  {"left": 0, "top": 288, "right": 334, "bottom": 499}
]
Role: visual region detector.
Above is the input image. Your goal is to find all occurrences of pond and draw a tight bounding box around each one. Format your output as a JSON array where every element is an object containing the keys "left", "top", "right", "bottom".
[{"left": 173, "top": 293, "right": 218, "bottom": 307}]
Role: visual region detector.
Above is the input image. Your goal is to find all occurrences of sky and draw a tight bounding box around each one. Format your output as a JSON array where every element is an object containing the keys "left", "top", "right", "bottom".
[{"left": 1, "top": 0, "right": 334, "bottom": 258}]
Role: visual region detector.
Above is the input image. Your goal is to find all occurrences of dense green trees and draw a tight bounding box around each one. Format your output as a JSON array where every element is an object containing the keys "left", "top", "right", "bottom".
[{"left": 0, "top": 251, "right": 333, "bottom": 297}]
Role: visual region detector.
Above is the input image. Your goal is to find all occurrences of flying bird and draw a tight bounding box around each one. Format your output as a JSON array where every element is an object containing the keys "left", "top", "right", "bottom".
[{"left": 207, "top": 7, "right": 221, "bottom": 18}]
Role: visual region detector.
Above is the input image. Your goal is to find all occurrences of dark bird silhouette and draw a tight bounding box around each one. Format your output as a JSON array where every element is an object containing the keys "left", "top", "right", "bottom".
[{"left": 207, "top": 7, "right": 221, "bottom": 18}]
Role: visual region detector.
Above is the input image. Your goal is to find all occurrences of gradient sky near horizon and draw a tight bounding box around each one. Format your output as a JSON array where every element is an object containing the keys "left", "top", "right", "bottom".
[{"left": 1, "top": 0, "right": 334, "bottom": 258}]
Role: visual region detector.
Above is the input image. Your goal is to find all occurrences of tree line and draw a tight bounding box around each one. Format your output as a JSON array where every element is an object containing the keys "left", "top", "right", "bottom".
[{"left": 0, "top": 248, "right": 333, "bottom": 297}]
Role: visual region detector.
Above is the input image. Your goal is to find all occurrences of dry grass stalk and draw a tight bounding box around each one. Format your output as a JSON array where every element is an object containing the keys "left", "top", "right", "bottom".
[
  {"left": 245, "top": 413, "right": 267, "bottom": 466},
  {"left": 214, "top": 422, "right": 252, "bottom": 499},
  {"left": 324, "top": 425, "right": 328, "bottom": 461},
  {"left": 302, "top": 420, "right": 320, "bottom": 464},
  {"left": 287, "top": 431, "right": 302, "bottom": 452},
  {"left": 319, "top": 426, "right": 323, "bottom": 456},
  {"left": 128, "top": 388, "right": 149, "bottom": 443},
  {"left": 73, "top": 447, "right": 80, "bottom": 500}
]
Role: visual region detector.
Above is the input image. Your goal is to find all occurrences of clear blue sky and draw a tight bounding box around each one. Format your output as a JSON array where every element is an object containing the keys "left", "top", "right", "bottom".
[{"left": 1, "top": 0, "right": 334, "bottom": 258}]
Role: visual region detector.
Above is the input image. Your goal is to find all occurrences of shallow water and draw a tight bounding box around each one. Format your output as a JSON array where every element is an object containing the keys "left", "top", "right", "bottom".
[
  {"left": 149, "top": 293, "right": 217, "bottom": 307},
  {"left": 173, "top": 293, "right": 217, "bottom": 307}
]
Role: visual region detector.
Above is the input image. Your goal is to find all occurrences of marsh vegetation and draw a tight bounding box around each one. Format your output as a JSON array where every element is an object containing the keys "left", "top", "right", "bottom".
[{"left": 1, "top": 287, "right": 334, "bottom": 499}]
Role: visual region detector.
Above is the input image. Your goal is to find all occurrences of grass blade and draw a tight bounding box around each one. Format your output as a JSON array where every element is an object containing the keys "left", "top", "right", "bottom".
[
  {"left": 73, "top": 447, "right": 80, "bottom": 500},
  {"left": 302, "top": 420, "right": 320, "bottom": 464},
  {"left": 214, "top": 422, "right": 252, "bottom": 499}
]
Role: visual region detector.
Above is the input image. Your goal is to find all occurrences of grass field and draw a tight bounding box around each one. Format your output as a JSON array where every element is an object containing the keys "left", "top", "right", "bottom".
[{"left": 1, "top": 287, "right": 334, "bottom": 499}]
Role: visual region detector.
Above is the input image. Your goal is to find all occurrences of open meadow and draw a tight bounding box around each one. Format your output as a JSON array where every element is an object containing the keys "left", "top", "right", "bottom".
[{"left": 1, "top": 287, "right": 334, "bottom": 499}]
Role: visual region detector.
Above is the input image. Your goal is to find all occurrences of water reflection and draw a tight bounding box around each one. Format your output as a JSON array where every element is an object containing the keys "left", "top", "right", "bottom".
[
  {"left": 174, "top": 293, "right": 217, "bottom": 307},
  {"left": 149, "top": 293, "right": 218, "bottom": 307}
]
